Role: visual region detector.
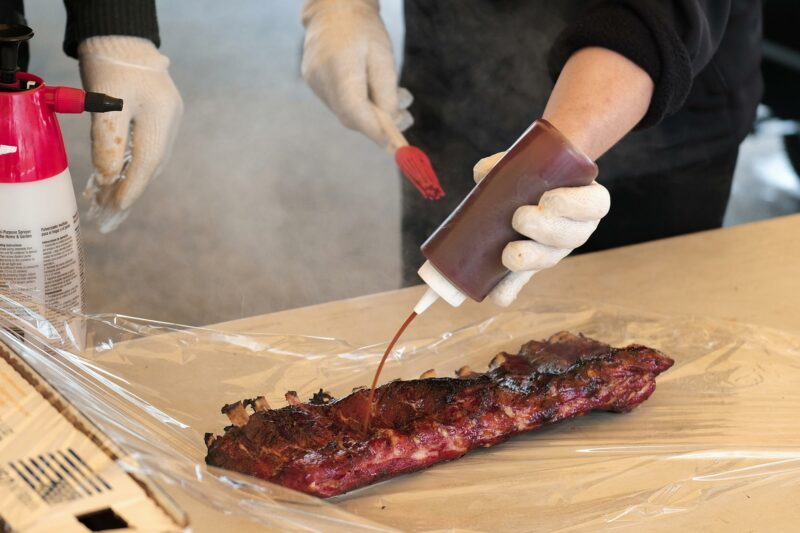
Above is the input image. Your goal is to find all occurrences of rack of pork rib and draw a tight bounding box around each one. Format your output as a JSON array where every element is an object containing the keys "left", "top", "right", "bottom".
[{"left": 205, "top": 331, "right": 674, "bottom": 497}]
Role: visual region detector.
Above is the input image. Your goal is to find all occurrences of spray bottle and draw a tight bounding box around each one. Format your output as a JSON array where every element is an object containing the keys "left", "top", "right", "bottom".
[{"left": 0, "top": 24, "right": 122, "bottom": 329}]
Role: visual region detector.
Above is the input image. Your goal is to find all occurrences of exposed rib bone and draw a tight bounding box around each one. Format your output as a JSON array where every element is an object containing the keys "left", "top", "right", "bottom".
[
  {"left": 489, "top": 354, "right": 507, "bottom": 369},
  {"left": 420, "top": 369, "right": 437, "bottom": 379},
  {"left": 244, "top": 396, "right": 270, "bottom": 413},
  {"left": 221, "top": 401, "right": 249, "bottom": 427},
  {"left": 310, "top": 389, "right": 335, "bottom": 405},
  {"left": 456, "top": 365, "right": 479, "bottom": 378},
  {"left": 285, "top": 391, "right": 301, "bottom": 406}
]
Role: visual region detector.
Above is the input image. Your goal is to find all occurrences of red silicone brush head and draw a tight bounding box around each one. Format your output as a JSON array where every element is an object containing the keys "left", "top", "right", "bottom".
[{"left": 395, "top": 145, "right": 445, "bottom": 200}]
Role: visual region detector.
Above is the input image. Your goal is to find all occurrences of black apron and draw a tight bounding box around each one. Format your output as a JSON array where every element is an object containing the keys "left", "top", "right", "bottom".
[{"left": 399, "top": 0, "right": 744, "bottom": 285}]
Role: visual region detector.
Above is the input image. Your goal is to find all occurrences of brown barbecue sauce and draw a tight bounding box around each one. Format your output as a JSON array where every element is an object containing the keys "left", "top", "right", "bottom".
[{"left": 364, "top": 310, "right": 417, "bottom": 431}]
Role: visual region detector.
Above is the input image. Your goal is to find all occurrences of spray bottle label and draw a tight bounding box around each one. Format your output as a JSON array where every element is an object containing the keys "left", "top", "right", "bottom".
[
  {"left": 0, "top": 171, "right": 85, "bottom": 339},
  {"left": 0, "top": 213, "right": 83, "bottom": 310}
]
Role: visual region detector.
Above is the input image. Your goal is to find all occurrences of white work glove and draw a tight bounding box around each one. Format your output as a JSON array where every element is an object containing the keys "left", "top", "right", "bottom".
[
  {"left": 301, "top": 0, "right": 413, "bottom": 147},
  {"left": 473, "top": 152, "right": 611, "bottom": 307},
  {"left": 78, "top": 36, "right": 183, "bottom": 232}
]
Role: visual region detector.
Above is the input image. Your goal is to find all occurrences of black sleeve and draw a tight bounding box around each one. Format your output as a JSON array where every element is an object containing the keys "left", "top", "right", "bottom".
[
  {"left": 62, "top": 0, "right": 160, "bottom": 59},
  {"left": 548, "top": 0, "right": 733, "bottom": 128}
]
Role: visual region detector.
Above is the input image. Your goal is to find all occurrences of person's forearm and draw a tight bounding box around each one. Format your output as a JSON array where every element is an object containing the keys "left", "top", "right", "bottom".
[{"left": 543, "top": 47, "right": 654, "bottom": 161}]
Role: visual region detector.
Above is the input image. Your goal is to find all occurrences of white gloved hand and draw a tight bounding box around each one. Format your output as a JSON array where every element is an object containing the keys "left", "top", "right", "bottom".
[
  {"left": 78, "top": 36, "right": 183, "bottom": 231},
  {"left": 301, "top": 0, "right": 413, "bottom": 146},
  {"left": 473, "top": 151, "right": 611, "bottom": 307}
]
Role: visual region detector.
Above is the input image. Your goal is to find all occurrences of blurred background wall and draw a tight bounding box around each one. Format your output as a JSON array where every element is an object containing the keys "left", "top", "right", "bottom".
[{"left": 21, "top": 0, "right": 800, "bottom": 325}]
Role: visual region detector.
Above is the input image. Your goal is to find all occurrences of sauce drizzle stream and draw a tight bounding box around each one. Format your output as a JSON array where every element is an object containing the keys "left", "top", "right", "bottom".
[{"left": 363, "top": 311, "right": 418, "bottom": 432}]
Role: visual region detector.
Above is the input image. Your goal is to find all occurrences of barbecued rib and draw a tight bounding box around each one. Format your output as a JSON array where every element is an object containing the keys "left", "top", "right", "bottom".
[{"left": 204, "top": 331, "right": 674, "bottom": 497}]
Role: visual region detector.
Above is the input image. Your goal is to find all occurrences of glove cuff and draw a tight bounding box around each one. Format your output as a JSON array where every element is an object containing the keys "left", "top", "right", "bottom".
[
  {"left": 301, "top": 0, "right": 380, "bottom": 27},
  {"left": 78, "top": 35, "right": 170, "bottom": 70}
]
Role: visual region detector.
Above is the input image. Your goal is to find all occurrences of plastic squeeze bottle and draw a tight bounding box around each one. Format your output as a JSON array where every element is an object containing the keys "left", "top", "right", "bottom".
[
  {"left": 0, "top": 24, "right": 122, "bottom": 322},
  {"left": 413, "top": 119, "right": 599, "bottom": 314}
]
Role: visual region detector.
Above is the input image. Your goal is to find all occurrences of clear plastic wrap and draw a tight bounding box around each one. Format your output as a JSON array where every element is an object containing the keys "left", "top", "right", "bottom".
[
  {"left": 1, "top": 290, "right": 799, "bottom": 532},
  {"left": 82, "top": 136, "right": 133, "bottom": 234}
]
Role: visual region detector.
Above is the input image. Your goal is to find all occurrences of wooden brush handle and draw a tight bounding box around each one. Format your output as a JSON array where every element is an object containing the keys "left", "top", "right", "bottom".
[{"left": 372, "top": 106, "right": 409, "bottom": 152}]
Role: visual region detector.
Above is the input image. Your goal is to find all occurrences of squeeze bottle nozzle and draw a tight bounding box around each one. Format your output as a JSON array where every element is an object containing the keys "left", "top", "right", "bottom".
[{"left": 413, "top": 260, "right": 467, "bottom": 315}]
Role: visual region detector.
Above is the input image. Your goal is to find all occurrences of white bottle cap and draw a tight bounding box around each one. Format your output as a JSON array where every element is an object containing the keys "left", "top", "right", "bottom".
[{"left": 416, "top": 260, "right": 467, "bottom": 311}]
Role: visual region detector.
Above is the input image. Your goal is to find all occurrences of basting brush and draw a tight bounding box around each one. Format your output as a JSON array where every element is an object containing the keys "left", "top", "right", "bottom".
[{"left": 373, "top": 106, "right": 445, "bottom": 200}]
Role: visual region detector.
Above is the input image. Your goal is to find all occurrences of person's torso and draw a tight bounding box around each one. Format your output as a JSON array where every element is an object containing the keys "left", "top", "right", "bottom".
[{"left": 400, "top": 0, "right": 762, "bottom": 178}]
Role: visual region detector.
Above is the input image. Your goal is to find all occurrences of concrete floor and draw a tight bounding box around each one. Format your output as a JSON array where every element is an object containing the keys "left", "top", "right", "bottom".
[{"left": 21, "top": 1, "right": 800, "bottom": 326}]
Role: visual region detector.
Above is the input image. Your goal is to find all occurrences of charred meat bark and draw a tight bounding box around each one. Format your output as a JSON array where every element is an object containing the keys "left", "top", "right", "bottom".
[{"left": 205, "top": 332, "right": 673, "bottom": 497}]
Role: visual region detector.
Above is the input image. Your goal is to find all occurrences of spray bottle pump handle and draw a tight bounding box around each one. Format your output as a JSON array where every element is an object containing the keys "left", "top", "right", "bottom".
[
  {"left": 0, "top": 23, "right": 123, "bottom": 112},
  {"left": 0, "top": 23, "right": 33, "bottom": 85}
]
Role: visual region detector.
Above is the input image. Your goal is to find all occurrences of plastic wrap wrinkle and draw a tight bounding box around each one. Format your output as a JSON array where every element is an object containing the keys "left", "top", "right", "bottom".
[{"left": 1, "top": 290, "right": 800, "bottom": 532}]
